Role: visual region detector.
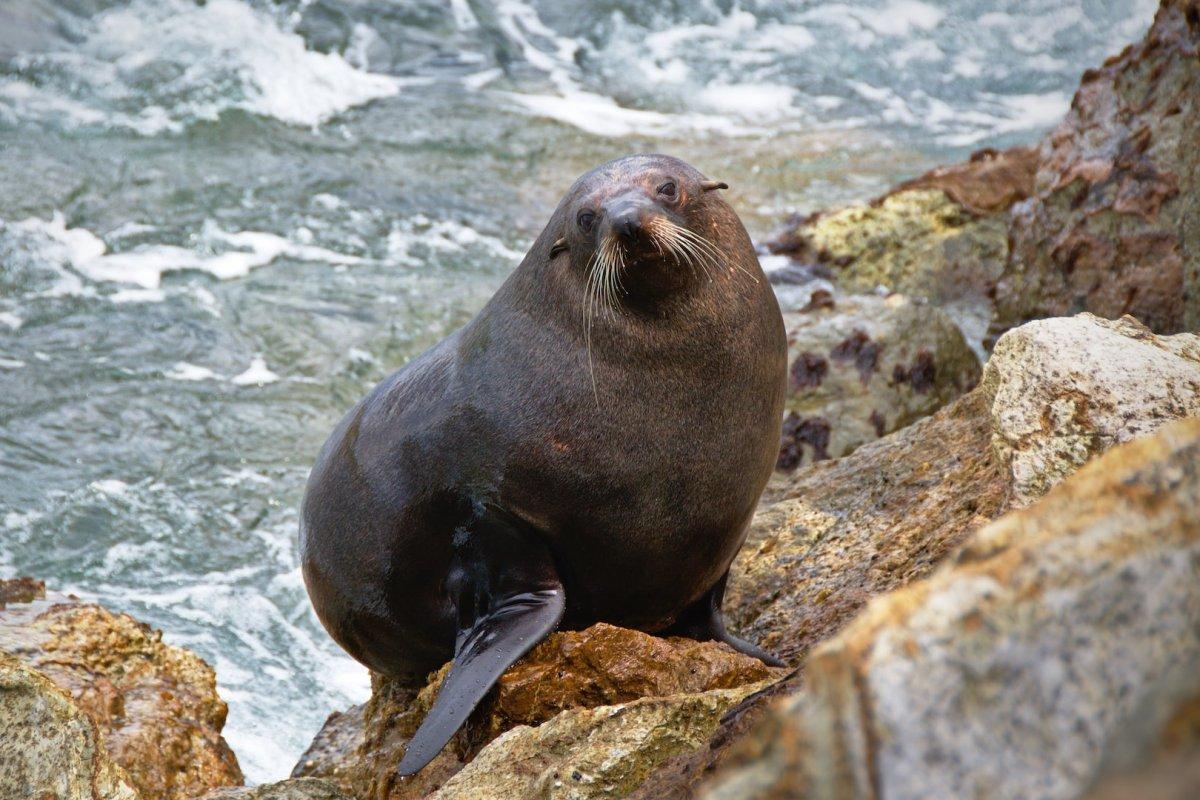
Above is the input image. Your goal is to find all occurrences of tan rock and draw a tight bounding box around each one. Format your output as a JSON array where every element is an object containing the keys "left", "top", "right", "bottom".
[
  {"left": 0, "top": 653, "right": 140, "bottom": 800},
  {"left": 0, "top": 592, "right": 243, "bottom": 799},
  {"left": 705, "top": 417, "right": 1200, "bottom": 800},
  {"left": 197, "top": 778, "right": 356, "bottom": 800},
  {"left": 983, "top": 313, "right": 1200, "bottom": 506},
  {"left": 431, "top": 686, "right": 769, "bottom": 800},
  {"left": 777, "top": 293, "right": 979, "bottom": 471},
  {"left": 729, "top": 387, "right": 1008, "bottom": 667},
  {"left": 294, "top": 624, "right": 783, "bottom": 799},
  {"left": 731, "top": 312, "right": 1200, "bottom": 667}
]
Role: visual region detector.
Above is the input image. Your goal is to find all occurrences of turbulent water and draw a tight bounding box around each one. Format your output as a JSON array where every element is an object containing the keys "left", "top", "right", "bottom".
[{"left": 0, "top": 0, "right": 1157, "bottom": 782}]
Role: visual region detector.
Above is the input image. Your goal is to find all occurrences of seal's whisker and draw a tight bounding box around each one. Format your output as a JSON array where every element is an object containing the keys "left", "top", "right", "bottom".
[
  {"left": 649, "top": 218, "right": 707, "bottom": 282},
  {"left": 675, "top": 225, "right": 757, "bottom": 282},
  {"left": 583, "top": 247, "right": 603, "bottom": 406},
  {"left": 656, "top": 218, "right": 718, "bottom": 282}
]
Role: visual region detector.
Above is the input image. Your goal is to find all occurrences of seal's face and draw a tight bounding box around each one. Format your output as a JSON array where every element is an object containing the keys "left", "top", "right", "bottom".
[{"left": 553, "top": 155, "right": 730, "bottom": 305}]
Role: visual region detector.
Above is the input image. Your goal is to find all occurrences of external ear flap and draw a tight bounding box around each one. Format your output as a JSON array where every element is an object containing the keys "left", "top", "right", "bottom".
[
  {"left": 549, "top": 237, "right": 568, "bottom": 257},
  {"left": 700, "top": 180, "right": 729, "bottom": 192}
]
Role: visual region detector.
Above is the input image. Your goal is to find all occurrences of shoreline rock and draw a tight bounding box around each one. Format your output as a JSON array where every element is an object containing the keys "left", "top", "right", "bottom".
[
  {"left": 0, "top": 583, "right": 243, "bottom": 800},
  {"left": 776, "top": 292, "right": 980, "bottom": 472},
  {"left": 703, "top": 416, "right": 1200, "bottom": 799},
  {"left": 294, "top": 623, "right": 785, "bottom": 799}
]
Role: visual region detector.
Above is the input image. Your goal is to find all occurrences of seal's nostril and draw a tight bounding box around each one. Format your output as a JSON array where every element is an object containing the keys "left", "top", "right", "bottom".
[{"left": 619, "top": 214, "right": 648, "bottom": 239}]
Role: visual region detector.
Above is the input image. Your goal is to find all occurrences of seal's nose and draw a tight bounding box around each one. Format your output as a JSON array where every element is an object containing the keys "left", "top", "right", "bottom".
[
  {"left": 613, "top": 210, "right": 641, "bottom": 239},
  {"left": 604, "top": 192, "right": 655, "bottom": 243}
]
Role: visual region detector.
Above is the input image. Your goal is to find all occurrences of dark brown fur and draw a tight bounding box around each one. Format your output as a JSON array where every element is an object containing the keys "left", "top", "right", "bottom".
[{"left": 299, "top": 154, "right": 787, "bottom": 773}]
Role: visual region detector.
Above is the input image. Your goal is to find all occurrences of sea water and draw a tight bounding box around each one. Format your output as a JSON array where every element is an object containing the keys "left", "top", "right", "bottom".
[{"left": 0, "top": 0, "right": 1157, "bottom": 781}]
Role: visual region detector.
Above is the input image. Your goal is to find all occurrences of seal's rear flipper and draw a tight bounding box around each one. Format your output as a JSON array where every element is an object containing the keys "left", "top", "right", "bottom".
[
  {"left": 662, "top": 570, "right": 785, "bottom": 668},
  {"left": 396, "top": 508, "right": 565, "bottom": 777}
]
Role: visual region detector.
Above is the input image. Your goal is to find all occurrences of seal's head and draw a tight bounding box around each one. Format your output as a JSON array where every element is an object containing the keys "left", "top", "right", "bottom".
[{"left": 549, "top": 154, "right": 734, "bottom": 304}]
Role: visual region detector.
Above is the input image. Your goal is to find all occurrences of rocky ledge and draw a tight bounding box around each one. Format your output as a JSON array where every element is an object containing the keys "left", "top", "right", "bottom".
[
  {"left": 0, "top": 584, "right": 243, "bottom": 800},
  {"left": 2, "top": 2, "right": 1198, "bottom": 798}
]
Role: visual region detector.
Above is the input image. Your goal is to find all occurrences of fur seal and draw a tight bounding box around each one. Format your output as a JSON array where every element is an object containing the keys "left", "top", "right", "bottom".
[{"left": 299, "top": 154, "right": 787, "bottom": 776}]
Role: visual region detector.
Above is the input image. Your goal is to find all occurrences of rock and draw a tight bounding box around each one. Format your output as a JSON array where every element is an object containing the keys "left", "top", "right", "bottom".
[
  {"left": 704, "top": 417, "right": 1200, "bottom": 800},
  {"left": 730, "top": 312, "right": 1200, "bottom": 668},
  {"left": 730, "top": 387, "right": 1007, "bottom": 668},
  {"left": 889, "top": 145, "right": 1040, "bottom": 215},
  {"left": 776, "top": 293, "right": 980, "bottom": 471},
  {"left": 994, "top": 0, "right": 1200, "bottom": 339},
  {"left": 0, "top": 591, "right": 243, "bottom": 799},
  {"left": 197, "top": 778, "right": 355, "bottom": 800},
  {"left": 0, "top": 576, "right": 45, "bottom": 607},
  {"left": 430, "top": 687, "right": 769, "bottom": 800},
  {"left": 295, "top": 624, "right": 783, "bottom": 799},
  {"left": 983, "top": 314, "right": 1200, "bottom": 506},
  {"left": 768, "top": 146, "right": 1038, "bottom": 353},
  {"left": 1083, "top": 748, "right": 1200, "bottom": 800},
  {"left": 0, "top": 653, "right": 140, "bottom": 800}
]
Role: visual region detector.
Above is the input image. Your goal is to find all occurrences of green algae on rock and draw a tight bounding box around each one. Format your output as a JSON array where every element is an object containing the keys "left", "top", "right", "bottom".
[{"left": 768, "top": 146, "right": 1039, "bottom": 353}]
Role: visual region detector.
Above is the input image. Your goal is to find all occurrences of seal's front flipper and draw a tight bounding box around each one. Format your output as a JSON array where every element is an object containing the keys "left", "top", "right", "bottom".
[
  {"left": 396, "top": 508, "right": 565, "bottom": 777},
  {"left": 662, "top": 570, "right": 786, "bottom": 668}
]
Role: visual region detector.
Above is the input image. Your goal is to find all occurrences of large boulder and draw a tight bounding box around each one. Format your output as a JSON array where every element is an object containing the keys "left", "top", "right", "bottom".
[
  {"left": 983, "top": 314, "right": 1200, "bottom": 507},
  {"left": 728, "top": 313, "right": 1200, "bottom": 667},
  {"left": 704, "top": 416, "right": 1200, "bottom": 799},
  {"left": 0, "top": 654, "right": 140, "bottom": 800},
  {"left": 776, "top": 293, "right": 980, "bottom": 472},
  {"left": 0, "top": 586, "right": 243, "bottom": 799},
  {"left": 994, "top": 0, "right": 1200, "bottom": 338},
  {"left": 294, "top": 624, "right": 784, "bottom": 799}
]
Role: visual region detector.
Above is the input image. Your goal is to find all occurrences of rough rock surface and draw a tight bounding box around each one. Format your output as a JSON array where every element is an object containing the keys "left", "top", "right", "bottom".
[
  {"left": 198, "top": 778, "right": 355, "bottom": 800},
  {"left": 777, "top": 293, "right": 979, "bottom": 471},
  {"left": 730, "top": 312, "right": 1200, "bottom": 667},
  {"left": 768, "top": 146, "right": 1038, "bottom": 352},
  {"left": 429, "top": 687, "right": 769, "bottom": 800},
  {"left": 730, "top": 388, "right": 1006, "bottom": 667},
  {"left": 704, "top": 417, "right": 1200, "bottom": 800},
  {"left": 995, "top": 0, "right": 1200, "bottom": 338},
  {"left": 0, "top": 590, "right": 243, "bottom": 799},
  {"left": 0, "top": 653, "right": 139, "bottom": 800},
  {"left": 294, "top": 624, "right": 784, "bottom": 799},
  {"left": 984, "top": 314, "right": 1200, "bottom": 506}
]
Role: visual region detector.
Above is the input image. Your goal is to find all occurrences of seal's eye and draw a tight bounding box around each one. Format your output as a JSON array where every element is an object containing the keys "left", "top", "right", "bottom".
[
  {"left": 657, "top": 181, "right": 677, "bottom": 199},
  {"left": 577, "top": 210, "right": 596, "bottom": 232}
]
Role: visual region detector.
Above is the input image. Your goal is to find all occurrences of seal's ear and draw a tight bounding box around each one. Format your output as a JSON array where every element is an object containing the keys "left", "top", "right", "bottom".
[
  {"left": 700, "top": 180, "right": 729, "bottom": 192},
  {"left": 549, "top": 237, "right": 568, "bottom": 258}
]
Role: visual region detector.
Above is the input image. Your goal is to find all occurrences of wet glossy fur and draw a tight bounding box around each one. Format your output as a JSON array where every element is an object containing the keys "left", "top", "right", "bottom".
[{"left": 299, "top": 154, "right": 787, "bottom": 773}]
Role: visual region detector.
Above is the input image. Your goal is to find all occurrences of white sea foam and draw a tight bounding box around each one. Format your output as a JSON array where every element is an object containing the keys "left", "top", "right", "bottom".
[
  {"left": 230, "top": 356, "right": 280, "bottom": 387},
  {"left": 109, "top": 288, "right": 167, "bottom": 304},
  {"left": 0, "top": 357, "right": 26, "bottom": 370},
  {"left": 2, "top": 0, "right": 401, "bottom": 134},
  {"left": 7, "top": 213, "right": 361, "bottom": 292},
  {"left": 0, "top": 312, "right": 23, "bottom": 330},
  {"left": 165, "top": 363, "right": 221, "bottom": 382},
  {"left": 90, "top": 479, "right": 130, "bottom": 495},
  {"left": 386, "top": 216, "right": 524, "bottom": 264}
]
